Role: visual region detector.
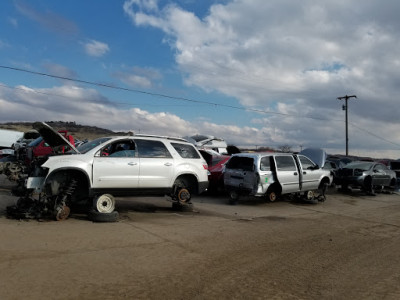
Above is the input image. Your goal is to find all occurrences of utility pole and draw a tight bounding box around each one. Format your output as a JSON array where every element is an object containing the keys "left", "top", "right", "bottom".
[{"left": 337, "top": 95, "right": 357, "bottom": 156}]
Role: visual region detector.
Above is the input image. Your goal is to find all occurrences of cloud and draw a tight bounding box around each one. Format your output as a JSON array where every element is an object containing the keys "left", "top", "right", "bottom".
[
  {"left": 1, "top": 82, "right": 399, "bottom": 158},
  {"left": 123, "top": 1, "right": 400, "bottom": 115},
  {"left": 42, "top": 63, "right": 78, "bottom": 80},
  {"left": 14, "top": 0, "right": 79, "bottom": 36},
  {"left": 113, "top": 66, "right": 162, "bottom": 88},
  {"left": 84, "top": 40, "right": 110, "bottom": 57},
  {"left": 121, "top": 0, "right": 400, "bottom": 158},
  {"left": 7, "top": 17, "right": 18, "bottom": 28}
]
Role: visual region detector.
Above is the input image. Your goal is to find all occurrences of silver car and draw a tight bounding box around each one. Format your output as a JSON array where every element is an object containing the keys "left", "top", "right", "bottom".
[
  {"left": 223, "top": 152, "right": 332, "bottom": 204},
  {"left": 337, "top": 161, "right": 397, "bottom": 193}
]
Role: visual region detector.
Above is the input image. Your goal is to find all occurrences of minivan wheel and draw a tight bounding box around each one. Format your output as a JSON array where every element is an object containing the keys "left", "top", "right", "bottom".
[
  {"left": 229, "top": 190, "right": 239, "bottom": 205},
  {"left": 267, "top": 191, "right": 278, "bottom": 202},
  {"left": 93, "top": 194, "right": 115, "bottom": 213}
]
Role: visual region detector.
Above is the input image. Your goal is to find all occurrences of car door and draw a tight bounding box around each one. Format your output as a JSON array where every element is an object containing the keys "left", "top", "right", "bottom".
[
  {"left": 273, "top": 155, "right": 300, "bottom": 193},
  {"left": 92, "top": 139, "right": 139, "bottom": 188},
  {"left": 135, "top": 139, "right": 174, "bottom": 188},
  {"left": 372, "top": 164, "right": 389, "bottom": 186},
  {"left": 297, "top": 155, "right": 322, "bottom": 191}
]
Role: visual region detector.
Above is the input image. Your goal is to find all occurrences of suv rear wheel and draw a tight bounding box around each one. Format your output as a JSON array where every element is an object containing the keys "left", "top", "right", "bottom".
[{"left": 173, "top": 178, "right": 192, "bottom": 205}]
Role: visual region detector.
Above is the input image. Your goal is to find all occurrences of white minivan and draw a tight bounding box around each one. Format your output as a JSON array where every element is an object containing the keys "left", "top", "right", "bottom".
[{"left": 223, "top": 152, "right": 332, "bottom": 204}]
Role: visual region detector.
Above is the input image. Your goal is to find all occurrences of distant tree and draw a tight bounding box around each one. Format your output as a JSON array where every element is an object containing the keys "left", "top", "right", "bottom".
[{"left": 278, "top": 144, "right": 292, "bottom": 153}]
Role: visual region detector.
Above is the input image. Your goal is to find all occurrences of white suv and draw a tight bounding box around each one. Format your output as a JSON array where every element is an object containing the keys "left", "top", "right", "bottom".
[{"left": 23, "top": 123, "right": 209, "bottom": 221}]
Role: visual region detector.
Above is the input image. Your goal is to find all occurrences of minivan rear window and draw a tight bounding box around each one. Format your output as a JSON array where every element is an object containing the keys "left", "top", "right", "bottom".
[
  {"left": 171, "top": 143, "right": 200, "bottom": 159},
  {"left": 226, "top": 156, "right": 254, "bottom": 171}
]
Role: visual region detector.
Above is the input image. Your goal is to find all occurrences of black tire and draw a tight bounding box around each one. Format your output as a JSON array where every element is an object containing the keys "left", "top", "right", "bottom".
[
  {"left": 228, "top": 190, "right": 239, "bottom": 205},
  {"left": 364, "top": 176, "right": 374, "bottom": 195},
  {"left": 390, "top": 178, "right": 396, "bottom": 188},
  {"left": 88, "top": 210, "right": 119, "bottom": 222}
]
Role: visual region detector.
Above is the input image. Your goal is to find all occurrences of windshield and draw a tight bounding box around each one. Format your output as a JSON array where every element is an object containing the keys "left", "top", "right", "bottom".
[
  {"left": 76, "top": 137, "right": 112, "bottom": 154},
  {"left": 345, "top": 162, "right": 373, "bottom": 171}
]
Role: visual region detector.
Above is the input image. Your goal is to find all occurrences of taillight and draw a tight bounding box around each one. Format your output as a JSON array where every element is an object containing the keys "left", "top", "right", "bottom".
[{"left": 203, "top": 164, "right": 208, "bottom": 170}]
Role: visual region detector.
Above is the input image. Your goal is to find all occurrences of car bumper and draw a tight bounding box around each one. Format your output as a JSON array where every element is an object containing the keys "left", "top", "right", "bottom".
[{"left": 198, "top": 181, "right": 209, "bottom": 194}]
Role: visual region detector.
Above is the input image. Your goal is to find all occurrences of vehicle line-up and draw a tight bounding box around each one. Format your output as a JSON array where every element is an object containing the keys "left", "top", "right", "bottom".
[{"left": 1, "top": 122, "right": 398, "bottom": 222}]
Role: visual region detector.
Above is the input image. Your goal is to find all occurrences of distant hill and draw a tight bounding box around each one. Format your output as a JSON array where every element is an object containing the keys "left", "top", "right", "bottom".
[{"left": 0, "top": 121, "right": 129, "bottom": 141}]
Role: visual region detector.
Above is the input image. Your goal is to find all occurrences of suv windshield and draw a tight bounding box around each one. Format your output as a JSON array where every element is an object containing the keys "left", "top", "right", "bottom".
[{"left": 76, "top": 137, "right": 112, "bottom": 154}]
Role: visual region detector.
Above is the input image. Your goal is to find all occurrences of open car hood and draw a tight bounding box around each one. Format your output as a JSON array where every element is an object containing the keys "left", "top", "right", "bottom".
[
  {"left": 299, "top": 148, "right": 327, "bottom": 168},
  {"left": 33, "top": 122, "right": 79, "bottom": 154}
]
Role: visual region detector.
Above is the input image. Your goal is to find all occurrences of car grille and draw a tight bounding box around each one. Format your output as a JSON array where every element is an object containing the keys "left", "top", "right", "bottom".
[{"left": 338, "top": 168, "right": 354, "bottom": 177}]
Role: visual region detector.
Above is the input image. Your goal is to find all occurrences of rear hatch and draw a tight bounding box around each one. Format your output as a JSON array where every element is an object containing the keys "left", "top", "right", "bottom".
[{"left": 224, "top": 156, "right": 257, "bottom": 192}]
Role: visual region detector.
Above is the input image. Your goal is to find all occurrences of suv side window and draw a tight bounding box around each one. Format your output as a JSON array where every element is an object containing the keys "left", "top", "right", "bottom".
[
  {"left": 298, "top": 155, "right": 316, "bottom": 170},
  {"left": 275, "top": 156, "right": 297, "bottom": 171},
  {"left": 171, "top": 143, "right": 200, "bottom": 159},
  {"left": 135, "top": 139, "right": 172, "bottom": 158},
  {"left": 260, "top": 156, "right": 271, "bottom": 171}
]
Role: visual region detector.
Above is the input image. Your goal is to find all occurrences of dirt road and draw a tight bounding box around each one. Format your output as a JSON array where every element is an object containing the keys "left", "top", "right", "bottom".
[{"left": 1, "top": 175, "right": 400, "bottom": 299}]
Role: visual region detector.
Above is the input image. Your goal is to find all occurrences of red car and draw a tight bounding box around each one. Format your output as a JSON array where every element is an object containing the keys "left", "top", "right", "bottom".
[
  {"left": 25, "top": 130, "right": 75, "bottom": 164},
  {"left": 199, "top": 149, "right": 230, "bottom": 193}
]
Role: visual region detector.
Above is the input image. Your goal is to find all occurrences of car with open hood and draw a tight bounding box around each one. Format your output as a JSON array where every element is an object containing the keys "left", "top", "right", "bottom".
[{"left": 13, "top": 123, "right": 209, "bottom": 222}]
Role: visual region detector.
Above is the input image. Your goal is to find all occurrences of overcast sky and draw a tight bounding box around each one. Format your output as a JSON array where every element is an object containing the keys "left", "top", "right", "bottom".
[{"left": 1, "top": 0, "right": 400, "bottom": 158}]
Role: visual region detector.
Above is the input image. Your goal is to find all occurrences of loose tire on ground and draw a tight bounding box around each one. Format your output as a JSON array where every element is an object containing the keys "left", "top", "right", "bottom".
[
  {"left": 88, "top": 210, "right": 119, "bottom": 222},
  {"left": 93, "top": 194, "right": 115, "bottom": 213}
]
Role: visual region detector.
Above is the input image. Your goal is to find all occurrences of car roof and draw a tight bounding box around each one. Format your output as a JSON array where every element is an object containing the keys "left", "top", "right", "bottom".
[
  {"left": 231, "top": 152, "right": 294, "bottom": 159},
  {"left": 100, "top": 135, "right": 191, "bottom": 144}
]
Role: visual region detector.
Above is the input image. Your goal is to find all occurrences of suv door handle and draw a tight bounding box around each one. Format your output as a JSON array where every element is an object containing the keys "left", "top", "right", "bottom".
[
  {"left": 294, "top": 172, "right": 298, "bottom": 175},
  {"left": 164, "top": 162, "right": 172, "bottom": 166},
  {"left": 128, "top": 162, "right": 137, "bottom": 166},
  {"left": 303, "top": 171, "right": 307, "bottom": 174}
]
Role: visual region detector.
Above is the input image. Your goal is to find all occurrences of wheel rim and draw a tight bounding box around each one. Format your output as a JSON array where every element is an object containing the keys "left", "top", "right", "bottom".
[
  {"left": 269, "top": 192, "right": 277, "bottom": 202},
  {"left": 94, "top": 194, "right": 115, "bottom": 213},
  {"left": 306, "top": 190, "right": 314, "bottom": 200},
  {"left": 230, "top": 191, "right": 238, "bottom": 201},
  {"left": 177, "top": 188, "right": 191, "bottom": 204},
  {"left": 55, "top": 205, "right": 70, "bottom": 221}
]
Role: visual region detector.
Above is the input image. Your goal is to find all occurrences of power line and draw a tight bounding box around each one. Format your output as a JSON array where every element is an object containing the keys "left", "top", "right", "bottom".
[
  {"left": 1, "top": 65, "right": 399, "bottom": 149},
  {"left": 0, "top": 65, "right": 340, "bottom": 121}
]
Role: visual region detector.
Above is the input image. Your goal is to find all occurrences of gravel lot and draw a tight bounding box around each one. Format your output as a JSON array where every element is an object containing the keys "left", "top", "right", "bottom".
[{"left": 1, "top": 174, "right": 400, "bottom": 300}]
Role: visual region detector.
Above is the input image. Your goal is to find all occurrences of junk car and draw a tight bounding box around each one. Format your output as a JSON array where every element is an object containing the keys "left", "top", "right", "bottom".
[
  {"left": 9, "top": 122, "right": 209, "bottom": 222},
  {"left": 337, "top": 161, "right": 396, "bottom": 194},
  {"left": 223, "top": 152, "right": 332, "bottom": 204}
]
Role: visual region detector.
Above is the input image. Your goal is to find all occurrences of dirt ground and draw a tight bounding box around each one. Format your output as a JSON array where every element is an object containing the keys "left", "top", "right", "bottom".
[{"left": 1, "top": 175, "right": 400, "bottom": 300}]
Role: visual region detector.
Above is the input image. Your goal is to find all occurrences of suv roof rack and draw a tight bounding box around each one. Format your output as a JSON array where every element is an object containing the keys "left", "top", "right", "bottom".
[{"left": 133, "top": 134, "right": 188, "bottom": 142}]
